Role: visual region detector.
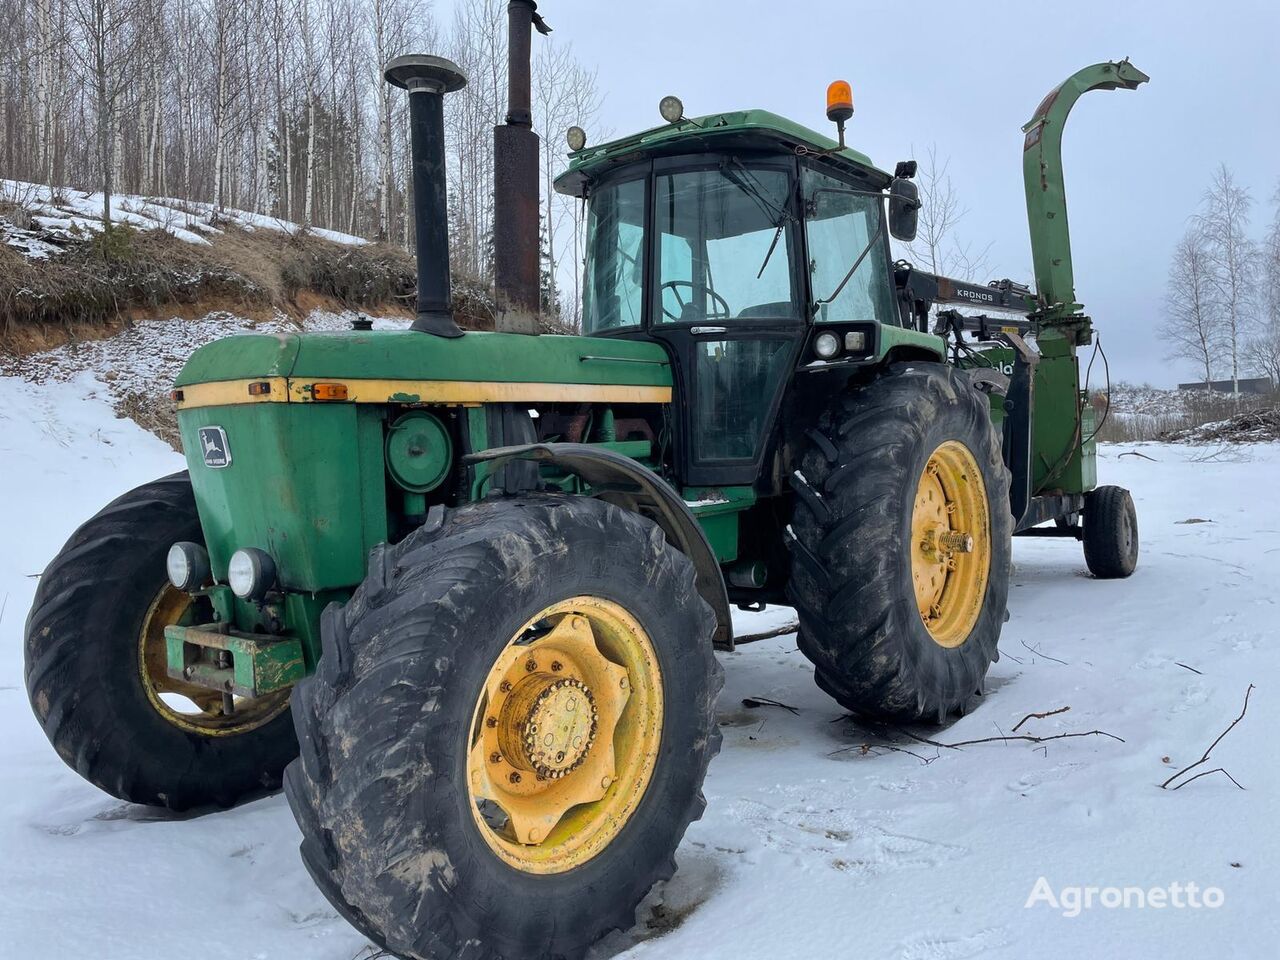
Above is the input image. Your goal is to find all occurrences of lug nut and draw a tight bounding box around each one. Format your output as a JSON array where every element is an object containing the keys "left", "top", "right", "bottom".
[
  {"left": 489, "top": 752, "right": 502, "bottom": 764},
  {"left": 526, "top": 659, "right": 537, "bottom": 672},
  {"left": 485, "top": 716, "right": 497, "bottom": 728},
  {"left": 508, "top": 772, "right": 522, "bottom": 784},
  {"left": 550, "top": 660, "right": 563, "bottom": 672},
  {"left": 499, "top": 680, "right": 512, "bottom": 693}
]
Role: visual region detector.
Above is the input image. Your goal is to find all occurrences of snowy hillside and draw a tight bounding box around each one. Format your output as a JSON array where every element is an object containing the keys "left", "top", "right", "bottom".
[
  {"left": 1, "top": 178, "right": 367, "bottom": 260},
  {"left": 1, "top": 371, "right": 1276, "bottom": 957}
]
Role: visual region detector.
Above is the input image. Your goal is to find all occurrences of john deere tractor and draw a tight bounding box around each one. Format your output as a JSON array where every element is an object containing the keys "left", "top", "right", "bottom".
[{"left": 24, "top": 2, "right": 1146, "bottom": 953}]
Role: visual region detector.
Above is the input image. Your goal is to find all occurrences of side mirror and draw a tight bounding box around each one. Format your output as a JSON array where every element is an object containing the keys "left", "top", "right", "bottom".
[{"left": 888, "top": 178, "right": 919, "bottom": 241}]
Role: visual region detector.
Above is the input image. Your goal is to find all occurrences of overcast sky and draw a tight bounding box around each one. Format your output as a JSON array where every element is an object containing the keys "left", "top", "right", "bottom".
[{"left": 438, "top": 0, "right": 1280, "bottom": 386}]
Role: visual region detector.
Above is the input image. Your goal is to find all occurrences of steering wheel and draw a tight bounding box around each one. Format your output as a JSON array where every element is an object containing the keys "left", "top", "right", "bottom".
[{"left": 660, "top": 280, "right": 732, "bottom": 322}]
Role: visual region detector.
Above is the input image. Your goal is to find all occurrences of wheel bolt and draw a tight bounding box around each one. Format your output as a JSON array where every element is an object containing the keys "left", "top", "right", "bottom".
[
  {"left": 508, "top": 772, "right": 522, "bottom": 784},
  {"left": 525, "top": 660, "right": 537, "bottom": 672},
  {"left": 489, "top": 752, "right": 502, "bottom": 764},
  {"left": 550, "top": 660, "right": 563, "bottom": 672},
  {"left": 485, "top": 716, "right": 497, "bottom": 728},
  {"left": 499, "top": 680, "right": 512, "bottom": 693}
]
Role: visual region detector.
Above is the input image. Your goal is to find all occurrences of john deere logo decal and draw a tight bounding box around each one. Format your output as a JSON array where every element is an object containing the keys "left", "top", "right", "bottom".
[{"left": 198, "top": 427, "right": 232, "bottom": 468}]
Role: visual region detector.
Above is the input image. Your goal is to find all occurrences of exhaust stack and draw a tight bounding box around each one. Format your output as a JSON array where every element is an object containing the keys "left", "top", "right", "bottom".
[
  {"left": 384, "top": 55, "right": 468, "bottom": 338},
  {"left": 493, "top": 0, "right": 550, "bottom": 334}
]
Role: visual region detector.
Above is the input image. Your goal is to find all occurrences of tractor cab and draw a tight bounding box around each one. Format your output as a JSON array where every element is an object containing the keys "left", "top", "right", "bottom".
[{"left": 556, "top": 107, "right": 923, "bottom": 485}]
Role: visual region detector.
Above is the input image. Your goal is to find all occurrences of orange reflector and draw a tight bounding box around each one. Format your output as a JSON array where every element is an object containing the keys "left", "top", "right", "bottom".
[
  {"left": 311, "top": 382, "right": 349, "bottom": 401},
  {"left": 170, "top": 389, "right": 184, "bottom": 402},
  {"left": 247, "top": 381, "right": 272, "bottom": 396},
  {"left": 826, "top": 80, "right": 854, "bottom": 123}
]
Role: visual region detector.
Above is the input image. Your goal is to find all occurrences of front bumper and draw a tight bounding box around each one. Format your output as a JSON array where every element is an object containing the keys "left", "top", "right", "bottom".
[{"left": 164, "top": 623, "right": 306, "bottom": 698}]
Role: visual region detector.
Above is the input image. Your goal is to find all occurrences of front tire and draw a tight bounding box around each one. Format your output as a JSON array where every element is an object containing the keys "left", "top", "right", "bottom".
[
  {"left": 285, "top": 496, "right": 721, "bottom": 960},
  {"left": 788, "top": 364, "right": 1013, "bottom": 723},
  {"left": 24, "top": 473, "right": 297, "bottom": 810}
]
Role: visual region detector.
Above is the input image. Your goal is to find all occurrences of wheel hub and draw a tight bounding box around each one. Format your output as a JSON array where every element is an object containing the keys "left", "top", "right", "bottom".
[
  {"left": 499, "top": 675, "right": 598, "bottom": 778},
  {"left": 909, "top": 441, "right": 992, "bottom": 648},
  {"left": 466, "top": 598, "right": 664, "bottom": 875}
]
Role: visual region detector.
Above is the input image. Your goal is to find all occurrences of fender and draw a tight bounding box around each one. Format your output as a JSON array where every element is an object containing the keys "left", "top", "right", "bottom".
[{"left": 464, "top": 443, "right": 734, "bottom": 649}]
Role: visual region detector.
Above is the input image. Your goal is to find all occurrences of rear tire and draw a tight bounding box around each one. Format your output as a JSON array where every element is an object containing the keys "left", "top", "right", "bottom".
[
  {"left": 285, "top": 495, "right": 722, "bottom": 960},
  {"left": 787, "top": 364, "right": 1013, "bottom": 723},
  {"left": 1082, "top": 485, "right": 1139, "bottom": 578},
  {"left": 24, "top": 473, "right": 297, "bottom": 810}
]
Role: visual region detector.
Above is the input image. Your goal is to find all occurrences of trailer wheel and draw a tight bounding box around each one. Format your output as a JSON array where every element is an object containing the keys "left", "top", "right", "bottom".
[
  {"left": 285, "top": 495, "right": 721, "bottom": 960},
  {"left": 788, "top": 363, "right": 1013, "bottom": 723},
  {"left": 24, "top": 473, "right": 297, "bottom": 810},
  {"left": 1082, "top": 484, "right": 1139, "bottom": 578}
]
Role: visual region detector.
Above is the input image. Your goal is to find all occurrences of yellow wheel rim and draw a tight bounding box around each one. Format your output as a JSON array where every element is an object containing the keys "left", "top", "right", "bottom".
[
  {"left": 910, "top": 440, "right": 991, "bottom": 648},
  {"left": 467, "top": 596, "right": 663, "bottom": 875},
  {"left": 138, "top": 585, "right": 290, "bottom": 736}
]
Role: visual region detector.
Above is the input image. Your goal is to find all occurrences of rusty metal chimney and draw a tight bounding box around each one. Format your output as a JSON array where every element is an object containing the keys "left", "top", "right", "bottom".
[{"left": 493, "top": 0, "right": 550, "bottom": 334}]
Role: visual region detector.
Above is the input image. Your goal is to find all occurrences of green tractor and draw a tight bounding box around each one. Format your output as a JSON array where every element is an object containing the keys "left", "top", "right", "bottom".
[{"left": 24, "top": 5, "right": 1146, "bottom": 954}]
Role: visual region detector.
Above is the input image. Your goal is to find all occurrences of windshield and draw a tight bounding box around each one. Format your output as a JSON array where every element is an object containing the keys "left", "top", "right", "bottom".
[
  {"left": 803, "top": 168, "right": 896, "bottom": 324},
  {"left": 654, "top": 165, "right": 798, "bottom": 323}
]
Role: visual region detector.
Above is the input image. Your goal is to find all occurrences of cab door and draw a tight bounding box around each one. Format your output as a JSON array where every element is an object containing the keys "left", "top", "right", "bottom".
[{"left": 646, "top": 156, "right": 806, "bottom": 487}]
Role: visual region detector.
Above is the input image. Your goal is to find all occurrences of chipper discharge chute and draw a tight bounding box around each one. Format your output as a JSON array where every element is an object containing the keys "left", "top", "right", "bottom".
[{"left": 24, "top": 13, "right": 1146, "bottom": 955}]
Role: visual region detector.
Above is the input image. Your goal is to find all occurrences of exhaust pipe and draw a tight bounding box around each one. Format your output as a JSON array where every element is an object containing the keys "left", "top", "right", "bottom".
[
  {"left": 384, "top": 54, "right": 468, "bottom": 338},
  {"left": 493, "top": 0, "right": 550, "bottom": 335}
]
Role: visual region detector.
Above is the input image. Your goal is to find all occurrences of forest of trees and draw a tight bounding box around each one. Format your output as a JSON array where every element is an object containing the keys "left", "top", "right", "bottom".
[
  {"left": 1163, "top": 166, "right": 1280, "bottom": 391},
  {"left": 0, "top": 0, "right": 603, "bottom": 322}
]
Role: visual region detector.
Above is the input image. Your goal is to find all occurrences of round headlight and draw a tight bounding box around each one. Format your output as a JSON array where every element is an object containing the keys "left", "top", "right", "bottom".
[
  {"left": 566, "top": 125, "right": 587, "bottom": 151},
  {"left": 227, "top": 548, "right": 276, "bottom": 601},
  {"left": 166, "top": 541, "right": 210, "bottom": 592},
  {"left": 658, "top": 95, "right": 684, "bottom": 124},
  {"left": 813, "top": 332, "right": 842, "bottom": 359}
]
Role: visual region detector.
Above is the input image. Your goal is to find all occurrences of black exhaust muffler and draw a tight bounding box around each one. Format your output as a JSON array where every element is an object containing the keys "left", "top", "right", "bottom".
[{"left": 384, "top": 55, "right": 467, "bottom": 338}]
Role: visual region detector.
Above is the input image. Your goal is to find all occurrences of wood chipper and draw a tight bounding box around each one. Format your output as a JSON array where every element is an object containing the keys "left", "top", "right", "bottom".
[{"left": 24, "top": 1, "right": 1147, "bottom": 953}]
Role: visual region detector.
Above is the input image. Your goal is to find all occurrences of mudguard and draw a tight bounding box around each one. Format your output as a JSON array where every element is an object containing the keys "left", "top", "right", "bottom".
[{"left": 465, "top": 443, "right": 734, "bottom": 648}]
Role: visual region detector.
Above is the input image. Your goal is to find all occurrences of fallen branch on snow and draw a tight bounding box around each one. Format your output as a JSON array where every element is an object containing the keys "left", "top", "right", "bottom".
[
  {"left": 734, "top": 621, "right": 800, "bottom": 644},
  {"left": 1161, "top": 684, "right": 1253, "bottom": 791},
  {"left": 1011, "top": 705, "right": 1070, "bottom": 733},
  {"left": 1020, "top": 638, "right": 1068, "bottom": 665},
  {"left": 742, "top": 696, "right": 799, "bottom": 715},
  {"left": 1118, "top": 450, "right": 1160, "bottom": 461},
  {"left": 898, "top": 727, "right": 1124, "bottom": 751}
]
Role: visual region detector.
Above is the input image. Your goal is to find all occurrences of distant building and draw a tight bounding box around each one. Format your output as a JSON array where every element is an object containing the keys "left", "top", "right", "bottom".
[{"left": 1176, "top": 377, "right": 1274, "bottom": 395}]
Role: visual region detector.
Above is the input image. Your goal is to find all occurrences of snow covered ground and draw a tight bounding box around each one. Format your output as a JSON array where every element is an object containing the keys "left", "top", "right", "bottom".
[
  {"left": 1, "top": 178, "right": 367, "bottom": 259},
  {"left": 1, "top": 372, "right": 1277, "bottom": 959}
]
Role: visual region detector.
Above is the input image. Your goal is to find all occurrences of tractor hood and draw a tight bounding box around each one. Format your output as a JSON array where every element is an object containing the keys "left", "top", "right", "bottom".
[{"left": 174, "top": 330, "right": 674, "bottom": 407}]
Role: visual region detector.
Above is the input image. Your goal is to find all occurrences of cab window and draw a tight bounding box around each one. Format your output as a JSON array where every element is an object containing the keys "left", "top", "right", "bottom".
[
  {"left": 654, "top": 166, "right": 799, "bottom": 324},
  {"left": 803, "top": 168, "right": 896, "bottom": 324}
]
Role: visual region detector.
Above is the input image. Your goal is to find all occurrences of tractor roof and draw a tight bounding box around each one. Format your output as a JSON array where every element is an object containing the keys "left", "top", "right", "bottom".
[{"left": 554, "top": 109, "right": 887, "bottom": 196}]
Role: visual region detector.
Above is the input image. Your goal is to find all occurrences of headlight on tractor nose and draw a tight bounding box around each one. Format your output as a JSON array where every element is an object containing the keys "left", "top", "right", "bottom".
[
  {"left": 813, "top": 332, "right": 841, "bottom": 360},
  {"left": 166, "top": 542, "right": 210, "bottom": 592},
  {"left": 227, "top": 548, "right": 277, "bottom": 601}
]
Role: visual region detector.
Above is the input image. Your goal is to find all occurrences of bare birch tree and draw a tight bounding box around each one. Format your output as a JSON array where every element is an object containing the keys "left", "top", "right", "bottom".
[
  {"left": 533, "top": 39, "right": 601, "bottom": 323},
  {"left": 68, "top": 0, "right": 139, "bottom": 223},
  {"left": 902, "top": 144, "right": 991, "bottom": 281},
  {"left": 1162, "top": 228, "right": 1221, "bottom": 390},
  {"left": 1196, "top": 164, "right": 1258, "bottom": 393}
]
